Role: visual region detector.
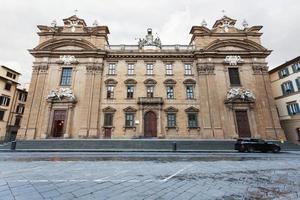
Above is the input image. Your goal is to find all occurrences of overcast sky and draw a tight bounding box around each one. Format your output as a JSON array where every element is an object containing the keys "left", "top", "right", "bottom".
[{"left": 0, "top": 0, "right": 299, "bottom": 84}]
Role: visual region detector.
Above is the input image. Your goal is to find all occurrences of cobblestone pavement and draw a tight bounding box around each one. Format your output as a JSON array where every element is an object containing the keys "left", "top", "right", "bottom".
[{"left": 0, "top": 152, "right": 299, "bottom": 200}]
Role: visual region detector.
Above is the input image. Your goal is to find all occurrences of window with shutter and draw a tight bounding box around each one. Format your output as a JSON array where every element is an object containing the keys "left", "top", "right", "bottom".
[{"left": 228, "top": 68, "right": 241, "bottom": 85}]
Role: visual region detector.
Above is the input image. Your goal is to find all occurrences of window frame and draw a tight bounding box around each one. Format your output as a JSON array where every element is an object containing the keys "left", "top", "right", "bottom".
[
  {"left": 126, "top": 85, "right": 134, "bottom": 99},
  {"left": 165, "top": 64, "right": 173, "bottom": 75},
  {"left": 166, "top": 85, "right": 174, "bottom": 99},
  {"left": 167, "top": 113, "right": 176, "bottom": 128},
  {"left": 0, "top": 96, "right": 10, "bottom": 106},
  {"left": 287, "top": 102, "right": 300, "bottom": 115},
  {"left": 147, "top": 85, "right": 154, "bottom": 98},
  {"left": 187, "top": 113, "right": 198, "bottom": 128},
  {"left": 0, "top": 110, "right": 5, "bottom": 121},
  {"left": 146, "top": 64, "right": 154, "bottom": 75},
  {"left": 4, "top": 82, "right": 12, "bottom": 91},
  {"left": 108, "top": 63, "right": 116, "bottom": 75},
  {"left": 281, "top": 81, "right": 295, "bottom": 95},
  {"left": 104, "top": 113, "right": 114, "bottom": 126},
  {"left": 228, "top": 67, "right": 241, "bottom": 86},
  {"left": 125, "top": 113, "right": 135, "bottom": 127},
  {"left": 184, "top": 64, "right": 192, "bottom": 75},
  {"left": 186, "top": 85, "right": 194, "bottom": 99},
  {"left": 60, "top": 67, "right": 73, "bottom": 86},
  {"left": 127, "top": 64, "right": 135, "bottom": 75},
  {"left": 106, "top": 85, "right": 115, "bottom": 99}
]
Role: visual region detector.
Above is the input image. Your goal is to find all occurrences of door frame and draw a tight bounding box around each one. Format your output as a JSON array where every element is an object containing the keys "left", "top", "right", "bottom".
[
  {"left": 50, "top": 109, "right": 68, "bottom": 138},
  {"left": 143, "top": 111, "right": 157, "bottom": 138},
  {"left": 234, "top": 109, "right": 252, "bottom": 138}
]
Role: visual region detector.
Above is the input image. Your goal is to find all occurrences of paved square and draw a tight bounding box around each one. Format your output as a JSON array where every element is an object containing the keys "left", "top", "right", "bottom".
[{"left": 0, "top": 152, "right": 299, "bottom": 199}]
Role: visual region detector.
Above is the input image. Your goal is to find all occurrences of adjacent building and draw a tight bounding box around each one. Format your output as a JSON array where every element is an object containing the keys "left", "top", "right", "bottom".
[
  {"left": 17, "top": 15, "right": 284, "bottom": 140},
  {"left": 0, "top": 65, "right": 28, "bottom": 142},
  {"left": 269, "top": 56, "right": 300, "bottom": 143}
]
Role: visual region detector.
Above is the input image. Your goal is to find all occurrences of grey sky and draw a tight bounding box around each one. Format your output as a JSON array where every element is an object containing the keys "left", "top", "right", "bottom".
[{"left": 0, "top": 0, "right": 299, "bottom": 84}]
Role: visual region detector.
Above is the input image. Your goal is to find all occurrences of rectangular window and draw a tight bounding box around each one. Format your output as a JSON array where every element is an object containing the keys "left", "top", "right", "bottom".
[
  {"left": 4, "top": 83, "right": 12, "bottom": 91},
  {"left": 104, "top": 113, "right": 113, "bottom": 126},
  {"left": 127, "top": 86, "right": 134, "bottom": 98},
  {"left": 0, "top": 110, "right": 4, "bottom": 120},
  {"left": 60, "top": 68, "right": 72, "bottom": 86},
  {"left": 18, "top": 93, "right": 27, "bottom": 102},
  {"left": 125, "top": 113, "right": 134, "bottom": 127},
  {"left": 292, "top": 62, "right": 300, "bottom": 73},
  {"left": 186, "top": 86, "right": 194, "bottom": 99},
  {"left": 0, "top": 96, "right": 10, "bottom": 106},
  {"left": 146, "top": 64, "right": 154, "bottom": 75},
  {"left": 228, "top": 68, "right": 241, "bottom": 85},
  {"left": 184, "top": 64, "right": 192, "bottom": 75},
  {"left": 106, "top": 86, "right": 114, "bottom": 99},
  {"left": 16, "top": 105, "right": 24, "bottom": 114},
  {"left": 108, "top": 63, "right": 116, "bottom": 75},
  {"left": 188, "top": 113, "right": 198, "bottom": 128},
  {"left": 6, "top": 72, "right": 16, "bottom": 79},
  {"left": 127, "top": 64, "right": 135, "bottom": 75},
  {"left": 278, "top": 68, "right": 289, "bottom": 78},
  {"left": 287, "top": 103, "right": 300, "bottom": 115},
  {"left": 14, "top": 116, "right": 21, "bottom": 126},
  {"left": 166, "top": 86, "right": 174, "bottom": 99},
  {"left": 296, "top": 78, "right": 300, "bottom": 91},
  {"left": 166, "top": 64, "right": 173, "bottom": 75},
  {"left": 167, "top": 113, "right": 176, "bottom": 127},
  {"left": 147, "top": 86, "right": 154, "bottom": 97},
  {"left": 281, "top": 81, "right": 294, "bottom": 95}
]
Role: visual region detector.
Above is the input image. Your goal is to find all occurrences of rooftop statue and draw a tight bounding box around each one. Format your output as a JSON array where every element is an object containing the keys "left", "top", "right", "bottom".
[{"left": 138, "top": 28, "right": 161, "bottom": 49}]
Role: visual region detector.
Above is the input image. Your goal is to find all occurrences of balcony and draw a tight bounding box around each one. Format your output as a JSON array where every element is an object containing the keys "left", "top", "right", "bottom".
[{"left": 137, "top": 97, "right": 163, "bottom": 105}]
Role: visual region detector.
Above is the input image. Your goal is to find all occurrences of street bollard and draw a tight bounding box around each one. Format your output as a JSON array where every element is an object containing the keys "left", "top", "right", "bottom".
[
  {"left": 172, "top": 142, "right": 177, "bottom": 151},
  {"left": 11, "top": 141, "right": 16, "bottom": 151}
]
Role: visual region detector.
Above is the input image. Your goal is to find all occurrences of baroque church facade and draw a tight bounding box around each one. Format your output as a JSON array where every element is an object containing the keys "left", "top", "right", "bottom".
[{"left": 18, "top": 15, "right": 285, "bottom": 140}]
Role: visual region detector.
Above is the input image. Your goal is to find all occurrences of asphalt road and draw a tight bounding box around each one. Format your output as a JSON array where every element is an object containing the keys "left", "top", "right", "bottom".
[{"left": 0, "top": 152, "right": 299, "bottom": 200}]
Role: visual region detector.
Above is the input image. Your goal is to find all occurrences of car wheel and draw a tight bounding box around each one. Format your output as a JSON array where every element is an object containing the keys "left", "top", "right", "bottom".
[
  {"left": 247, "top": 146, "right": 255, "bottom": 153},
  {"left": 272, "top": 147, "right": 280, "bottom": 153},
  {"left": 239, "top": 145, "right": 246, "bottom": 152}
]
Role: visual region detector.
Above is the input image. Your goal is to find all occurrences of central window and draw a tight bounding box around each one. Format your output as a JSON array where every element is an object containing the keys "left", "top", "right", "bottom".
[
  {"left": 60, "top": 68, "right": 72, "bottom": 86},
  {"left": 127, "top": 64, "right": 135, "bottom": 75},
  {"left": 184, "top": 64, "right": 192, "bottom": 75},
  {"left": 127, "top": 85, "right": 134, "bottom": 98},
  {"left": 166, "top": 86, "right": 174, "bottom": 99},
  {"left": 228, "top": 68, "right": 241, "bottom": 86},
  {"left": 147, "top": 86, "right": 154, "bottom": 97},
  {"left": 166, "top": 64, "right": 173, "bottom": 75},
  {"left": 146, "top": 64, "right": 154, "bottom": 75},
  {"left": 108, "top": 63, "right": 116, "bottom": 75},
  {"left": 106, "top": 85, "right": 115, "bottom": 99}
]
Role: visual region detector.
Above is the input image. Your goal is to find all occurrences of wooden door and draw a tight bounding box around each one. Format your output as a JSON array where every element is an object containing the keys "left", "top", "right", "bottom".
[
  {"left": 51, "top": 110, "right": 66, "bottom": 137},
  {"left": 144, "top": 111, "right": 157, "bottom": 137},
  {"left": 104, "top": 128, "right": 112, "bottom": 139},
  {"left": 235, "top": 110, "right": 251, "bottom": 138}
]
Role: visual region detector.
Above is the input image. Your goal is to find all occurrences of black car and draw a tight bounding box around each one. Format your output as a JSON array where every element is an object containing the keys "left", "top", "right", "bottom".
[{"left": 234, "top": 138, "right": 281, "bottom": 153}]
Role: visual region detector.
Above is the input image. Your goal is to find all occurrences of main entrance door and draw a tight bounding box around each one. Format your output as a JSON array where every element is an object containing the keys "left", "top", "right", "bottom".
[
  {"left": 235, "top": 110, "right": 251, "bottom": 138},
  {"left": 51, "top": 110, "right": 67, "bottom": 137},
  {"left": 144, "top": 111, "right": 157, "bottom": 137}
]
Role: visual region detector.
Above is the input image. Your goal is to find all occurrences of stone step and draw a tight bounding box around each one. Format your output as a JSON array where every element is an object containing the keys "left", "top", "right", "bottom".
[{"left": 0, "top": 139, "right": 299, "bottom": 151}]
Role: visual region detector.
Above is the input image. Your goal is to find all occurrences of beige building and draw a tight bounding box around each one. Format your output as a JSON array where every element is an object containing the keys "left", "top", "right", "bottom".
[
  {"left": 269, "top": 56, "right": 300, "bottom": 143},
  {"left": 18, "top": 15, "right": 285, "bottom": 140},
  {"left": 0, "top": 65, "right": 28, "bottom": 141}
]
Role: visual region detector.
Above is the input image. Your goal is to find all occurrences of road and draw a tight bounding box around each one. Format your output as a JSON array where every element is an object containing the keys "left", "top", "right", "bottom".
[{"left": 0, "top": 152, "right": 299, "bottom": 200}]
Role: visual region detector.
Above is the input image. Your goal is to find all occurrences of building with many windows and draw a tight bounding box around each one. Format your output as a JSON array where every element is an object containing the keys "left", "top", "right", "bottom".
[
  {"left": 0, "top": 65, "right": 28, "bottom": 142},
  {"left": 269, "top": 56, "right": 300, "bottom": 143},
  {"left": 18, "top": 15, "right": 284, "bottom": 140}
]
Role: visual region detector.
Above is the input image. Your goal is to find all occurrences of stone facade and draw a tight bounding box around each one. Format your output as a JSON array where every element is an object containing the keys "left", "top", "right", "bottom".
[
  {"left": 269, "top": 56, "right": 300, "bottom": 143},
  {"left": 18, "top": 15, "right": 285, "bottom": 140}
]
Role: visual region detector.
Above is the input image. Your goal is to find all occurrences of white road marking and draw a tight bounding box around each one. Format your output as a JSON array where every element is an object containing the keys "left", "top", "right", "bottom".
[{"left": 161, "top": 164, "right": 193, "bottom": 182}]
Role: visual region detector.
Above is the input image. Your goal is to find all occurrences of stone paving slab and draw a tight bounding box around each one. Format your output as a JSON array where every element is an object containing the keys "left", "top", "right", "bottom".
[{"left": 0, "top": 152, "right": 299, "bottom": 199}]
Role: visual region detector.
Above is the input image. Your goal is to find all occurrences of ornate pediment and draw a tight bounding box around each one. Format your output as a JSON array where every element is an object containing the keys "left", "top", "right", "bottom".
[
  {"left": 185, "top": 106, "right": 199, "bottom": 113},
  {"left": 123, "top": 106, "right": 137, "bottom": 112},
  {"left": 47, "top": 88, "right": 76, "bottom": 101},
  {"left": 102, "top": 106, "right": 116, "bottom": 113},
  {"left": 63, "top": 15, "right": 86, "bottom": 32},
  {"left": 144, "top": 78, "right": 157, "bottom": 85},
  {"left": 124, "top": 79, "right": 137, "bottom": 85},
  {"left": 164, "top": 106, "right": 178, "bottom": 113},
  {"left": 183, "top": 79, "right": 196, "bottom": 85},
  {"left": 163, "top": 79, "right": 176, "bottom": 85},
  {"left": 138, "top": 28, "right": 161, "bottom": 49},
  {"left": 104, "top": 79, "right": 118, "bottom": 85},
  {"left": 225, "top": 88, "right": 255, "bottom": 102}
]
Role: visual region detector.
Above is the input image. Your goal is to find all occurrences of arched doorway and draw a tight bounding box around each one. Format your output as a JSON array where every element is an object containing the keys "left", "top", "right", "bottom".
[{"left": 144, "top": 111, "right": 157, "bottom": 138}]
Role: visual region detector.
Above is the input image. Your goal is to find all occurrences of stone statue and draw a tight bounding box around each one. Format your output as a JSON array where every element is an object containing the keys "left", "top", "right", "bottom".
[
  {"left": 138, "top": 28, "right": 162, "bottom": 49},
  {"left": 226, "top": 88, "right": 255, "bottom": 101},
  {"left": 47, "top": 88, "right": 76, "bottom": 101}
]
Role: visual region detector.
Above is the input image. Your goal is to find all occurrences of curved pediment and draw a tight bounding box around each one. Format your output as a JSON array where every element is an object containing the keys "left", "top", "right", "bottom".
[
  {"left": 205, "top": 39, "right": 267, "bottom": 51},
  {"left": 34, "top": 38, "right": 97, "bottom": 51}
]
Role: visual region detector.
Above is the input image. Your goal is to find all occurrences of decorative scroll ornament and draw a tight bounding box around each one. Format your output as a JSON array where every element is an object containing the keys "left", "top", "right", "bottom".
[
  {"left": 138, "top": 28, "right": 162, "bottom": 49},
  {"left": 224, "top": 55, "right": 243, "bottom": 66},
  {"left": 47, "top": 88, "right": 76, "bottom": 101},
  {"left": 226, "top": 88, "right": 255, "bottom": 101},
  {"left": 59, "top": 55, "right": 77, "bottom": 65}
]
